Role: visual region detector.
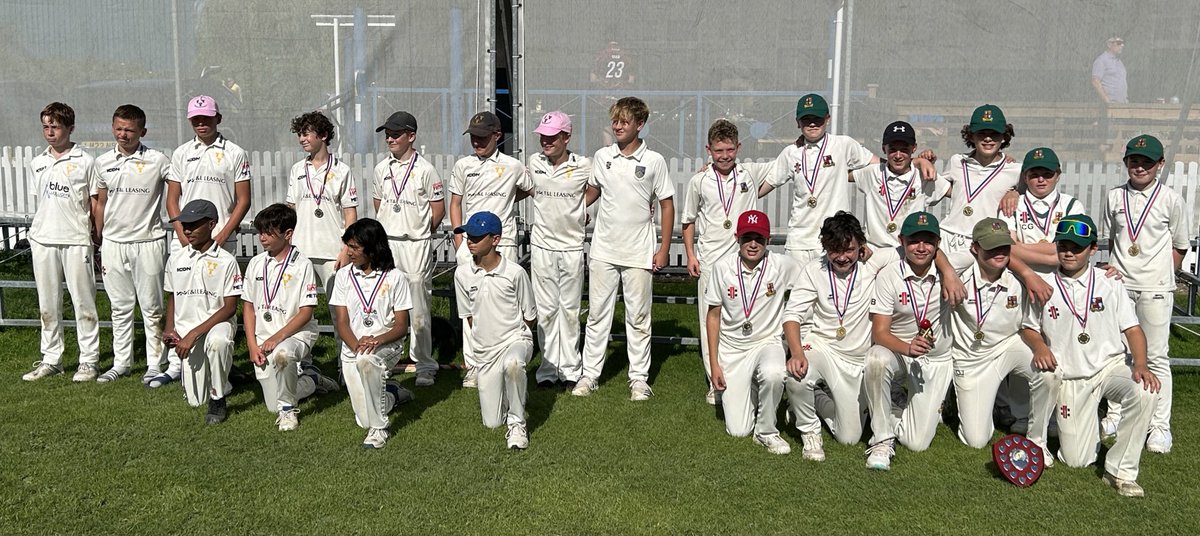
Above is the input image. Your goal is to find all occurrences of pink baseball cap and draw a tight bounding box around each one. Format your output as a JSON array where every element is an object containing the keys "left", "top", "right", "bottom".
[
  {"left": 534, "top": 111, "right": 572, "bottom": 135},
  {"left": 186, "top": 95, "right": 220, "bottom": 118}
]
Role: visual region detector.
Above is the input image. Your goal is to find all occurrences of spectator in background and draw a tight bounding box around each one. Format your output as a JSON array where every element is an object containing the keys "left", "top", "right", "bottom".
[{"left": 1092, "top": 37, "right": 1128, "bottom": 104}]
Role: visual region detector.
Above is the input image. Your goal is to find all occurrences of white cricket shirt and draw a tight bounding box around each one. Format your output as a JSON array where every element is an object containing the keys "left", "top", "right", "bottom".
[
  {"left": 1105, "top": 180, "right": 1191, "bottom": 292},
  {"left": 242, "top": 247, "right": 319, "bottom": 347},
  {"left": 165, "top": 243, "right": 243, "bottom": 336},
  {"left": 330, "top": 265, "right": 412, "bottom": 338},
  {"left": 870, "top": 258, "right": 951, "bottom": 359},
  {"left": 1025, "top": 267, "right": 1139, "bottom": 380},
  {"left": 449, "top": 150, "right": 531, "bottom": 247},
  {"left": 947, "top": 265, "right": 1029, "bottom": 365},
  {"left": 936, "top": 152, "right": 1020, "bottom": 236},
  {"left": 170, "top": 134, "right": 252, "bottom": 233},
  {"left": 372, "top": 152, "right": 443, "bottom": 241},
  {"left": 29, "top": 144, "right": 97, "bottom": 246},
  {"left": 589, "top": 142, "right": 675, "bottom": 269},
  {"left": 454, "top": 256, "right": 536, "bottom": 354},
  {"left": 528, "top": 151, "right": 592, "bottom": 251},
  {"left": 94, "top": 144, "right": 173, "bottom": 243},
  {"left": 704, "top": 252, "right": 800, "bottom": 352},
  {"left": 852, "top": 163, "right": 947, "bottom": 250},
  {"left": 786, "top": 258, "right": 877, "bottom": 359},
  {"left": 286, "top": 155, "right": 358, "bottom": 260},
  {"left": 681, "top": 162, "right": 767, "bottom": 269},
  {"left": 766, "top": 134, "right": 874, "bottom": 251}
]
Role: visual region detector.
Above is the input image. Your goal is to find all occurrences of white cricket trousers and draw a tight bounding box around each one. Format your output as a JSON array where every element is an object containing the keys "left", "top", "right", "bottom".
[
  {"left": 952, "top": 345, "right": 1059, "bottom": 449},
  {"left": 164, "top": 237, "right": 234, "bottom": 374},
  {"left": 787, "top": 341, "right": 868, "bottom": 445},
  {"left": 695, "top": 267, "right": 713, "bottom": 383},
  {"left": 581, "top": 259, "right": 653, "bottom": 382},
  {"left": 1105, "top": 290, "right": 1173, "bottom": 432},
  {"left": 1057, "top": 358, "right": 1155, "bottom": 481},
  {"left": 391, "top": 238, "right": 436, "bottom": 374},
  {"left": 718, "top": 340, "right": 787, "bottom": 437},
  {"left": 864, "top": 345, "right": 953, "bottom": 451},
  {"left": 531, "top": 246, "right": 584, "bottom": 383},
  {"left": 476, "top": 339, "right": 533, "bottom": 428},
  {"left": 341, "top": 340, "right": 404, "bottom": 430},
  {"left": 456, "top": 242, "right": 516, "bottom": 368},
  {"left": 30, "top": 240, "right": 99, "bottom": 367},
  {"left": 180, "top": 322, "right": 235, "bottom": 407},
  {"left": 254, "top": 337, "right": 317, "bottom": 413},
  {"left": 100, "top": 238, "right": 165, "bottom": 371}
]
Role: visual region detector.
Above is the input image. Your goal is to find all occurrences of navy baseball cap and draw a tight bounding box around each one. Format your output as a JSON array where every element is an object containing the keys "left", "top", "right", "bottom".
[
  {"left": 455, "top": 211, "right": 502, "bottom": 237},
  {"left": 171, "top": 199, "right": 218, "bottom": 223}
]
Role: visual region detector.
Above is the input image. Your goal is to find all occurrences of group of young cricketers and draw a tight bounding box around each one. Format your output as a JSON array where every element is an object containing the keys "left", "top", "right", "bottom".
[{"left": 20, "top": 93, "right": 1185, "bottom": 497}]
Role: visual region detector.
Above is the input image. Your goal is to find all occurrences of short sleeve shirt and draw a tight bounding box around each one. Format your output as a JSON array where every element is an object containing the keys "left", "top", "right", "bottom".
[
  {"left": 1105, "top": 180, "right": 1191, "bottom": 291},
  {"left": 1007, "top": 191, "right": 1086, "bottom": 246},
  {"left": 95, "top": 144, "right": 173, "bottom": 243},
  {"left": 767, "top": 134, "right": 874, "bottom": 251},
  {"left": 528, "top": 151, "right": 592, "bottom": 251},
  {"left": 450, "top": 151, "right": 531, "bottom": 247},
  {"left": 1092, "top": 51, "right": 1128, "bottom": 103},
  {"left": 870, "top": 259, "right": 951, "bottom": 359},
  {"left": 852, "top": 163, "right": 947, "bottom": 250},
  {"left": 30, "top": 144, "right": 97, "bottom": 246},
  {"left": 947, "top": 265, "right": 1029, "bottom": 366},
  {"left": 681, "top": 162, "right": 768, "bottom": 269},
  {"left": 330, "top": 265, "right": 412, "bottom": 338},
  {"left": 286, "top": 155, "right": 358, "bottom": 260},
  {"left": 785, "top": 258, "right": 876, "bottom": 359},
  {"left": 1025, "top": 268, "right": 1139, "bottom": 379},
  {"left": 588, "top": 142, "right": 675, "bottom": 269},
  {"left": 165, "top": 243, "right": 243, "bottom": 336},
  {"left": 372, "top": 152, "right": 443, "bottom": 241},
  {"left": 704, "top": 252, "right": 800, "bottom": 353},
  {"left": 242, "top": 248, "right": 319, "bottom": 347},
  {"left": 454, "top": 256, "right": 536, "bottom": 354},
  {"left": 937, "top": 152, "right": 1020, "bottom": 237},
  {"left": 170, "top": 134, "right": 252, "bottom": 233}
]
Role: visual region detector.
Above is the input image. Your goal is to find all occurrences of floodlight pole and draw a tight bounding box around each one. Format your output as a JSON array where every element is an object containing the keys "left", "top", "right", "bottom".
[{"left": 311, "top": 12, "right": 396, "bottom": 152}]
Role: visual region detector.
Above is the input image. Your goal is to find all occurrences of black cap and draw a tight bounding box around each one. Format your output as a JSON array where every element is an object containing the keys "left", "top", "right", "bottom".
[
  {"left": 171, "top": 199, "right": 218, "bottom": 223},
  {"left": 464, "top": 111, "right": 502, "bottom": 136},
  {"left": 882, "top": 121, "right": 916, "bottom": 145},
  {"left": 376, "top": 111, "right": 418, "bottom": 133}
]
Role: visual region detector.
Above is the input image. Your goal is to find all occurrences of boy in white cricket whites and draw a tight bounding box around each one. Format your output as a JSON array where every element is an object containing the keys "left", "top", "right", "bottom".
[
  {"left": 163, "top": 200, "right": 243, "bottom": 424},
  {"left": 1006, "top": 147, "right": 1086, "bottom": 274},
  {"left": 454, "top": 211, "right": 537, "bottom": 449},
  {"left": 22, "top": 102, "right": 101, "bottom": 382},
  {"left": 243, "top": 204, "right": 339, "bottom": 432},
  {"left": 1022, "top": 214, "right": 1160, "bottom": 497},
  {"left": 574, "top": 96, "right": 675, "bottom": 401}
]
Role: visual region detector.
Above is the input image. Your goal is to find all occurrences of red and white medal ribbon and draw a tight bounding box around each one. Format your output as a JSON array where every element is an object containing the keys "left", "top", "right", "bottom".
[
  {"left": 738, "top": 255, "right": 769, "bottom": 324},
  {"left": 714, "top": 167, "right": 737, "bottom": 222},
  {"left": 961, "top": 159, "right": 1007, "bottom": 207},
  {"left": 1054, "top": 269, "right": 1094, "bottom": 333},
  {"left": 881, "top": 164, "right": 917, "bottom": 224},
  {"left": 388, "top": 152, "right": 419, "bottom": 203},
  {"left": 262, "top": 246, "right": 295, "bottom": 314},
  {"left": 828, "top": 262, "right": 858, "bottom": 327},
  {"left": 350, "top": 268, "right": 389, "bottom": 318},
  {"left": 304, "top": 155, "right": 336, "bottom": 209},
  {"left": 1122, "top": 181, "right": 1163, "bottom": 246},
  {"left": 800, "top": 135, "right": 829, "bottom": 198},
  {"left": 1022, "top": 192, "right": 1059, "bottom": 237}
]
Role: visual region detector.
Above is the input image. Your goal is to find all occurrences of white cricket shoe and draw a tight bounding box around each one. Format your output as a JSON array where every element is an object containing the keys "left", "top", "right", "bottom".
[
  {"left": 801, "top": 432, "right": 826, "bottom": 461},
  {"left": 1146, "top": 427, "right": 1173, "bottom": 454},
  {"left": 866, "top": 438, "right": 895, "bottom": 471},
  {"left": 22, "top": 361, "right": 63, "bottom": 382},
  {"left": 96, "top": 367, "right": 129, "bottom": 384},
  {"left": 461, "top": 368, "right": 478, "bottom": 389},
  {"left": 276, "top": 408, "right": 299, "bottom": 432},
  {"left": 629, "top": 380, "right": 653, "bottom": 401},
  {"left": 1103, "top": 472, "right": 1145, "bottom": 498},
  {"left": 754, "top": 433, "right": 792, "bottom": 455},
  {"left": 1100, "top": 416, "right": 1119, "bottom": 440},
  {"left": 571, "top": 376, "right": 599, "bottom": 397},
  {"left": 72, "top": 364, "right": 99, "bottom": 383},
  {"left": 415, "top": 371, "right": 436, "bottom": 387},
  {"left": 362, "top": 427, "right": 390, "bottom": 449},
  {"left": 506, "top": 423, "right": 529, "bottom": 450}
]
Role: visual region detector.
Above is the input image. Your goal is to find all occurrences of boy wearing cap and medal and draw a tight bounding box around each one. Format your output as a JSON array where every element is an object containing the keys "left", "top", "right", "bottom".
[
  {"left": 705, "top": 210, "right": 800, "bottom": 455},
  {"left": 947, "top": 218, "right": 1057, "bottom": 454},
  {"left": 526, "top": 111, "right": 591, "bottom": 390},
  {"left": 1099, "top": 134, "right": 1189, "bottom": 454},
  {"left": 852, "top": 121, "right": 946, "bottom": 252},
  {"left": 163, "top": 199, "right": 243, "bottom": 424},
  {"left": 758, "top": 93, "right": 935, "bottom": 265},
  {"left": 574, "top": 97, "right": 675, "bottom": 401},
  {"left": 330, "top": 218, "right": 414, "bottom": 449},
  {"left": 1021, "top": 214, "right": 1160, "bottom": 497},
  {"left": 243, "top": 204, "right": 338, "bottom": 432},
  {"left": 683, "top": 119, "right": 770, "bottom": 405},
  {"left": 450, "top": 111, "right": 533, "bottom": 388},
  {"left": 453, "top": 211, "right": 537, "bottom": 449},
  {"left": 784, "top": 211, "right": 874, "bottom": 461},
  {"left": 287, "top": 111, "right": 357, "bottom": 300},
  {"left": 1006, "top": 147, "right": 1086, "bottom": 274},
  {"left": 862, "top": 211, "right": 953, "bottom": 470},
  {"left": 372, "top": 111, "right": 445, "bottom": 387}
]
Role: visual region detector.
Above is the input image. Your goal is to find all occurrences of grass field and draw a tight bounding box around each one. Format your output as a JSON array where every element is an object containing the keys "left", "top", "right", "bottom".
[{"left": 2, "top": 254, "right": 1199, "bottom": 534}]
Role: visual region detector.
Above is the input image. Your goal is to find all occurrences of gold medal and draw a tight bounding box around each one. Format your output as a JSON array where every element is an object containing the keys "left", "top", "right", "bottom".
[
  {"left": 1129, "top": 244, "right": 1140, "bottom": 256},
  {"left": 807, "top": 196, "right": 818, "bottom": 208},
  {"left": 963, "top": 205, "right": 974, "bottom": 217},
  {"left": 974, "top": 330, "right": 984, "bottom": 342},
  {"left": 835, "top": 326, "right": 846, "bottom": 339},
  {"left": 723, "top": 219, "right": 732, "bottom": 230},
  {"left": 1077, "top": 332, "right": 1090, "bottom": 344},
  {"left": 886, "top": 222, "right": 897, "bottom": 233}
]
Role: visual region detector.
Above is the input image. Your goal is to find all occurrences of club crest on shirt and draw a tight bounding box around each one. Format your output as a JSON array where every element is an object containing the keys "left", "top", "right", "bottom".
[
  {"left": 635, "top": 165, "right": 646, "bottom": 178},
  {"left": 381, "top": 282, "right": 391, "bottom": 294},
  {"left": 1053, "top": 212, "right": 1063, "bottom": 223},
  {"left": 822, "top": 155, "right": 834, "bottom": 168},
  {"left": 135, "top": 162, "right": 145, "bottom": 174},
  {"left": 605, "top": 161, "right": 612, "bottom": 170},
  {"left": 1019, "top": 212, "right": 1030, "bottom": 223},
  {"left": 205, "top": 260, "right": 218, "bottom": 275},
  {"left": 1048, "top": 305, "right": 1059, "bottom": 319},
  {"left": 766, "top": 282, "right": 776, "bottom": 297},
  {"left": 1090, "top": 297, "right": 1104, "bottom": 312},
  {"left": 282, "top": 273, "right": 293, "bottom": 287},
  {"left": 65, "top": 163, "right": 78, "bottom": 175},
  {"left": 727, "top": 286, "right": 737, "bottom": 299},
  {"left": 898, "top": 291, "right": 909, "bottom": 305},
  {"left": 1006, "top": 295, "right": 1018, "bottom": 309},
  {"left": 1059, "top": 404, "right": 1070, "bottom": 419},
  {"left": 740, "top": 182, "right": 749, "bottom": 193},
  {"left": 214, "top": 151, "right": 225, "bottom": 165},
  {"left": 793, "top": 162, "right": 802, "bottom": 174}
]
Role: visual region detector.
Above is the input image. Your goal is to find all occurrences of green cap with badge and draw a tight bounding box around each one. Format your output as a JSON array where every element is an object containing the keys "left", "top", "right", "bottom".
[
  {"left": 972, "top": 218, "right": 1015, "bottom": 250},
  {"left": 900, "top": 211, "right": 939, "bottom": 237},
  {"left": 969, "top": 104, "right": 1006, "bottom": 133},
  {"left": 1053, "top": 214, "right": 1098, "bottom": 247},
  {"left": 1124, "top": 134, "right": 1164, "bottom": 161},
  {"left": 1021, "top": 147, "right": 1060, "bottom": 173},
  {"left": 795, "top": 93, "right": 829, "bottom": 119}
]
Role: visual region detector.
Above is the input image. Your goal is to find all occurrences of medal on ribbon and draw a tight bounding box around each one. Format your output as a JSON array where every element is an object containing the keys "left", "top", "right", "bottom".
[
  {"left": 1022, "top": 192, "right": 1059, "bottom": 241},
  {"left": 715, "top": 167, "right": 737, "bottom": 231},
  {"left": 961, "top": 159, "right": 1007, "bottom": 218},
  {"left": 261, "top": 246, "right": 295, "bottom": 323},
  {"left": 351, "top": 268, "right": 389, "bottom": 328},
  {"left": 800, "top": 136, "right": 828, "bottom": 209},
  {"left": 305, "top": 155, "right": 336, "bottom": 219},
  {"left": 1121, "top": 181, "right": 1162, "bottom": 257},
  {"left": 903, "top": 267, "right": 937, "bottom": 342},
  {"left": 388, "top": 152, "right": 419, "bottom": 214},
  {"left": 971, "top": 273, "right": 1002, "bottom": 343},
  {"left": 881, "top": 164, "right": 917, "bottom": 235},
  {"left": 1054, "top": 269, "right": 1095, "bottom": 345},
  {"left": 738, "top": 255, "right": 769, "bottom": 336},
  {"left": 828, "top": 262, "right": 858, "bottom": 340}
]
